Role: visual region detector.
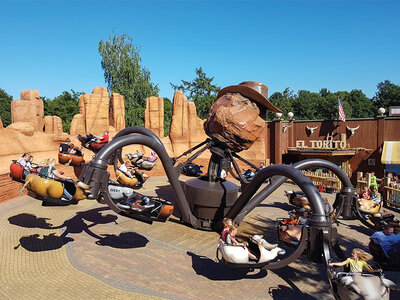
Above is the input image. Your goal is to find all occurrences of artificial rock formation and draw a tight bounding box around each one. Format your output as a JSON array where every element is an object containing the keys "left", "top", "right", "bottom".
[
  {"left": 169, "top": 91, "right": 207, "bottom": 155},
  {"left": 43, "top": 116, "right": 68, "bottom": 141},
  {"left": 0, "top": 117, "right": 3, "bottom": 129},
  {"left": 11, "top": 90, "right": 44, "bottom": 132},
  {"left": 145, "top": 97, "right": 164, "bottom": 137},
  {"left": 204, "top": 92, "right": 265, "bottom": 152},
  {"left": 109, "top": 93, "right": 125, "bottom": 133},
  {"left": 70, "top": 87, "right": 125, "bottom": 136},
  {"left": 6, "top": 122, "right": 35, "bottom": 136}
]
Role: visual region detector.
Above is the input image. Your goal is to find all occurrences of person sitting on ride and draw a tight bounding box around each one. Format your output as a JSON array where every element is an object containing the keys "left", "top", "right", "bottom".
[
  {"left": 59, "top": 138, "right": 71, "bottom": 154},
  {"left": 371, "top": 224, "right": 400, "bottom": 259},
  {"left": 221, "top": 217, "right": 233, "bottom": 241},
  {"left": 39, "top": 159, "right": 73, "bottom": 200},
  {"left": 17, "top": 153, "right": 32, "bottom": 178},
  {"left": 147, "top": 151, "right": 157, "bottom": 163},
  {"left": 96, "top": 130, "right": 109, "bottom": 143},
  {"left": 359, "top": 186, "right": 381, "bottom": 211},
  {"left": 68, "top": 144, "right": 77, "bottom": 155},
  {"left": 119, "top": 160, "right": 133, "bottom": 177},
  {"left": 119, "top": 160, "right": 150, "bottom": 182},
  {"left": 328, "top": 248, "right": 382, "bottom": 273},
  {"left": 370, "top": 171, "right": 378, "bottom": 190},
  {"left": 281, "top": 210, "right": 300, "bottom": 227},
  {"left": 226, "top": 225, "right": 257, "bottom": 260},
  {"left": 298, "top": 210, "right": 309, "bottom": 226},
  {"left": 361, "top": 186, "right": 370, "bottom": 199},
  {"left": 74, "top": 146, "right": 83, "bottom": 157}
]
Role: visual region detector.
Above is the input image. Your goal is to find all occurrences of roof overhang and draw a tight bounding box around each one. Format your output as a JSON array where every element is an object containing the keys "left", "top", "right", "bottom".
[{"left": 381, "top": 141, "right": 400, "bottom": 164}]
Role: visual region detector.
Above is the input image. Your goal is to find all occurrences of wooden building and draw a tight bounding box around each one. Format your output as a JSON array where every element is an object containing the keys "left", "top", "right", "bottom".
[{"left": 263, "top": 115, "right": 400, "bottom": 183}]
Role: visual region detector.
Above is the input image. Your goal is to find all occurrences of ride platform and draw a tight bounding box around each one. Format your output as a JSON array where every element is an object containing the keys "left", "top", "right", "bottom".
[{"left": 1, "top": 177, "right": 399, "bottom": 299}]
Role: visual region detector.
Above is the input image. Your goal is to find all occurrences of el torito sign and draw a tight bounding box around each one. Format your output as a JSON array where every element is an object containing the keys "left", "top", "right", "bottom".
[{"left": 296, "top": 139, "right": 346, "bottom": 150}]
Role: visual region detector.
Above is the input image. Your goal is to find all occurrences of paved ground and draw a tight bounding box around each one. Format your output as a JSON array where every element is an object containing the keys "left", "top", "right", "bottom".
[{"left": 1, "top": 176, "right": 399, "bottom": 299}]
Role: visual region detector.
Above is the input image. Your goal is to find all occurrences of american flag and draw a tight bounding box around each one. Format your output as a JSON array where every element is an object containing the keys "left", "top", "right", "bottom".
[{"left": 338, "top": 98, "right": 346, "bottom": 122}]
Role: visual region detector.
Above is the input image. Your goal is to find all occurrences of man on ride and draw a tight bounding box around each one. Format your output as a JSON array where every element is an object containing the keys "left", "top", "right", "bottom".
[
  {"left": 59, "top": 138, "right": 71, "bottom": 154},
  {"left": 371, "top": 224, "right": 400, "bottom": 258}
]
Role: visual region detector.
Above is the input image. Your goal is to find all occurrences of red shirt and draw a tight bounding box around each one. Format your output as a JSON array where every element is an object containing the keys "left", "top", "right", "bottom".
[{"left": 100, "top": 134, "right": 109, "bottom": 143}]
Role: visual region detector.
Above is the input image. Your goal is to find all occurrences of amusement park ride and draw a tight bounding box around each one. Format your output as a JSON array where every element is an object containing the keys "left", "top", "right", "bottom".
[{"left": 12, "top": 81, "right": 399, "bottom": 299}]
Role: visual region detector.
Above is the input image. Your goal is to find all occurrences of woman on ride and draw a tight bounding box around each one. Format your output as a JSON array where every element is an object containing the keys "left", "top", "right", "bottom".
[
  {"left": 39, "top": 159, "right": 71, "bottom": 181},
  {"left": 328, "top": 248, "right": 382, "bottom": 273},
  {"left": 39, "top": 159, "right": 73, "bottom": 200},
  {"left": 370, "top": 186, "right": 381, "bottom": 205},
  {"left": 221, "top": 217, "right": 232, "bottom": 241}
]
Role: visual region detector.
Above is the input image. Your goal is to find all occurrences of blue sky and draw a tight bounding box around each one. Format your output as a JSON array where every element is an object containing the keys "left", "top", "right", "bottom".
[{"left": 0, "top": 0, "right": 399, "bottom": 101}]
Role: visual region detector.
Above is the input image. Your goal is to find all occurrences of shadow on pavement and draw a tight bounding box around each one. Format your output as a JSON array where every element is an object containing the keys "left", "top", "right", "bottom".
[
  {"left": 187, "top": 251, "right": 267, "bottom": 280},
  {"left": 10, "top": 207, "right": 149, "bottom": 252}
]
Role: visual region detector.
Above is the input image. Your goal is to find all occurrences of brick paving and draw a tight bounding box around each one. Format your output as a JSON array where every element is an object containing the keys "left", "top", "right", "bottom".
[{"left": 1, "top": 177, "right": 399, "bottom": 299}]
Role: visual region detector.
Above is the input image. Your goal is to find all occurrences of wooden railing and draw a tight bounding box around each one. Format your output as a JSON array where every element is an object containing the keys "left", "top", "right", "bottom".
[{"left": 288, "top": 170, "right": 341, "bottom": 193}]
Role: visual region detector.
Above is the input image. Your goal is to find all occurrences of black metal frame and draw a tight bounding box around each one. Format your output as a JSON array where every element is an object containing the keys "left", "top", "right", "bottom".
[{"left": 78, "top": 127, "right": 347, "bottom": 269}]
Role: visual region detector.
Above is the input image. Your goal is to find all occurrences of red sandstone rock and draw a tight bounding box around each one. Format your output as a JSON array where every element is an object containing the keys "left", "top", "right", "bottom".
[
  {"left": 204, "top": 93, "right": 265, "bottom": 152},
  {"left": 11, "top": 90, "right": 44, "bottom": 132},
  {"left": 110, "top": 93, "right": 125, "bottom": 132}
]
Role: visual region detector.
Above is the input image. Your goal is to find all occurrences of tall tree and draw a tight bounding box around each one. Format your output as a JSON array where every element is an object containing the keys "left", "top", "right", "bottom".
[
  {"left": 0, "top": 88, "right": 13, "bottom": 127},
  {"left": 373, "top": 80, "right": 400, "bottom": 110},
  {"left": 163, "top": 97, "right": 172, "bottom": 136},
  {"left": 99, "top": 32, "right": 159, "bottom": 127},
  {"left": 170, "top": 67, "right": 220, "bottom": 119},
  {"left": 268, "top": 87, "right": 295, "bottom": 120},
  {"left": 44, "top": 90, "right": 83, "bottom": 132}
]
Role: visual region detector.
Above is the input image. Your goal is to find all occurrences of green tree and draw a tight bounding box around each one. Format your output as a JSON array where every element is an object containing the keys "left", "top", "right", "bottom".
[
  {"left": 99, "top": 32, "right": 159, "bottom": 127},
  {"left": 163, "top": 97, "right": 172, "bottom": 136},
  {"left": 0, "top": 88, "right": 13, "bottom": 127},
  {"left": 170, "top": 67, "right": 220, "bottom": 119},
  {"left": 373, "top": 80, "right": 400, "bottom": 110},
  {"left": 43, "top": 90, "right": 83, "bottom": 132},
  {"left": 345, "top": 89, "right": 374, "bottom": 118},
  {"left": 268, "top": 88, "right": 295, "bottom": 120}
]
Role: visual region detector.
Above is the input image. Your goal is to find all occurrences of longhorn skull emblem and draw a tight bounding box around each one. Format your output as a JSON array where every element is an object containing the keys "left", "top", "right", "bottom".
[
  {"left": 282, "top": 125, "right": 292, "bottom": 133},
  {"left": 306, "top": 125, "right": 318, "bottom": 135},
  {"left": 346, "top": 125, "right": 360, "bottom": 136}
]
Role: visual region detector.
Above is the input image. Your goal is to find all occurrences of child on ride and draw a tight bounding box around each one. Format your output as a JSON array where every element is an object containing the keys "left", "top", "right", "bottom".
[
  {"left": 328, "top": 248, "right": 382, "bottom": 273},
  {"left": 361, "top": 186, "right": 370, "bottom": 199},
  {"left": 226, "top": 225, "right": 257, "bottom": 260},
  {"left": 221, "top": 218, "right": 232, "bottom": 241}
]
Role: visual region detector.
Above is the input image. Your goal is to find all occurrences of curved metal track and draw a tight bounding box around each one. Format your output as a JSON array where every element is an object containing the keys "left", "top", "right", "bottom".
[{"left": 226, "top": 158, "right": 355, "bottom": 224}]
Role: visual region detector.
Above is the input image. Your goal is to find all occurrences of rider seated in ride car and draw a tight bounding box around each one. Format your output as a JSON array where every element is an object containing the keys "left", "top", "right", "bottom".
[
  {"left": 17, "top": 153, "right": 32, "bottom": 178},
  {"left": 59, "top": 138, "right": 71, "bottom": 153},
  {"left": 135, "top": 150, "right": 157, "bottom": 166},
  {"left": 119, "top": 160, "right": 150, "bottom": 182},
  {"left": 359, "top": 186, "right": 381, "bottom": 211},
  {"left": 221, "top": 217, "right": 233, "bottom": 241},
  {"left": 360, "top": 186, "right": 370, "bottom": 199},
  {"left": 68, "top": 144, "right": 77, "bottom": 155},
  {"left": 74, "top": 146, "right": 83, "bottom": 157},
  {"left": 371, "top": 224, "right": 400, "bottom": 260},
  {"left": 95, "top": 130, "right": 109, "bottom": 143},
  {"left": 328, "top": 248, "right": 382, "bottom": 273},
  {"left": 226, "top": 225, "right": 257, "bottom": 260},
  {"left": 39, "top": 159, "right": 73, "bottom": 200}
]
